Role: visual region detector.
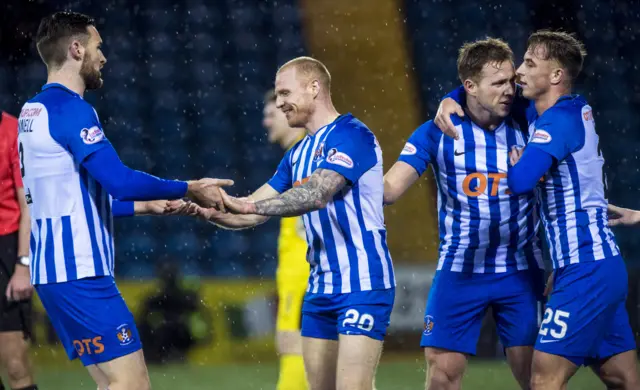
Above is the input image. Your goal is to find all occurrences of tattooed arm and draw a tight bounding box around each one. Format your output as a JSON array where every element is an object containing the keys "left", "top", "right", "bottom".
[{"left": 221, "top": 168, "right": 347, "bottom": 217}]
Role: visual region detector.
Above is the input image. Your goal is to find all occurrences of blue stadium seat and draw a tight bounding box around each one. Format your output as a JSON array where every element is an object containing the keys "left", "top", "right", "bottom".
[
  {"left": 189, "top": 61, "right": 225, "bottom": 89},
  {"left": 144, "top": 5, "right": 179, "bottom": 32},
  {"left": 191, "top": 33, "right": 224, "bottom": 56},
  {"left": 106, "top": 61, "right": 138, "bottom": 82},
  {"left": 185, "top": 1, "right": 217, "bottom": 24},
  {"left": 147, "top": 60, "right": 177, "bottom": 81}
]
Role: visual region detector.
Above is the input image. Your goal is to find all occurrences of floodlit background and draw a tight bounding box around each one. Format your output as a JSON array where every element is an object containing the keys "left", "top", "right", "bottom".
[{"left": 1, "top": 0, "right": 639, "bottom": 388}]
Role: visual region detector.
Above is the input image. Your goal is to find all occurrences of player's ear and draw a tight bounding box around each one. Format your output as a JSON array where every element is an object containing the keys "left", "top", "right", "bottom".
[
  {"left": 309, "top": 79, "right": 320, "bottom": 98},
  {"left": 463, "top": 78, "right": 477, "bottom": 97},
  {"left": 550, "top": 67, "right": 564, "bottom": 86},
  {"left": 69, "top": 39, "right": 84, "bottom": 62}
]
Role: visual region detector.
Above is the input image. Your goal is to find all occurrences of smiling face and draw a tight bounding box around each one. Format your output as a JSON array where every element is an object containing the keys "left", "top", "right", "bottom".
[{"left": 274, "top": 66, "right": 317, "bottom": 128}]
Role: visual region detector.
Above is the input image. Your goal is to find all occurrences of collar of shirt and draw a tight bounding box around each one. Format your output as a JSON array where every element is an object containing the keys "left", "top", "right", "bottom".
[
  {"left": 555, "top": 94, "right": 583, "bottom": 104},
  {"left": 41, "top": 83, "right": 80, "bottom": 97},
  {"left": 309, "top": 112, "right": 352, "bottom": 139}
]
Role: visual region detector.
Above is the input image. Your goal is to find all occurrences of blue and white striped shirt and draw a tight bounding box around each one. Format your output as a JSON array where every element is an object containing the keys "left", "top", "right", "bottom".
[
  {"left": 398, "top": 117, "right": 544, "bottom": 273},
  {"left": 525, "top": 95, "right": 619, "bottom": 269},
  {"left": 19, "top": 83, "right": 114, "bottom": 285},
  {"left": 268, "top": 114, "right": 395, "bottom": 294}
]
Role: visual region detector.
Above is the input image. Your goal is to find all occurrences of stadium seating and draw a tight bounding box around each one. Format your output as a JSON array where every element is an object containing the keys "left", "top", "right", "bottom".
[
  {"left": 0, "top": 0, "right": 306, "bottom": 278},
  {"left": 4, "top": 0, "right": 639, "bottom": 281}
]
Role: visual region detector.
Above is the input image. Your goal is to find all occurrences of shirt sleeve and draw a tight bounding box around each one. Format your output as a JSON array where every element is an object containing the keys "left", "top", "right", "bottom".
[
  {"left": 507, "top": 146, "right": 553, "bottom": 195},
  {"left": 527, "top": 108, "right": 584, "bottom": 162},
  {"left": 112, "top": 200, "right": 135, "bottom": 217},
  {"left": 82, "top": 146, "right": 188, "bottom": 201},
  {"left": 318, "top": 126, "right": 377, "bottom": 184},
  {"left": 48, "top": 100, "right": 110, "bottom": 164},
  {"left": 267, "top": 148, "right": 294, "bottom": 193},
  {"left": 397, "top": 122, "right": 434, "bottom": 177}
]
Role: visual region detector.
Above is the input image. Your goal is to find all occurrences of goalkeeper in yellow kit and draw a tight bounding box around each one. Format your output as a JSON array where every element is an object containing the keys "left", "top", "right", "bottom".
[{"left": 262, "top": 90, "right": 309, "bottom": 390}]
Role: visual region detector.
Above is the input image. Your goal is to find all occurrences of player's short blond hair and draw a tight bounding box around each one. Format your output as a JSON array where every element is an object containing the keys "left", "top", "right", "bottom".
[{"left": 278, "top": 56, "right": 332, "bottom": 91}]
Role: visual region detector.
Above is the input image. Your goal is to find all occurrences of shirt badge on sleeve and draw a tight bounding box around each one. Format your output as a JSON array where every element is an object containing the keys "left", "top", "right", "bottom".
[
  {"left": 401, "top": 142, "right": 417, "bottom": 155},
  {"left": 530, "top": 129, "right": 552, "bottom": 144},
  {"left": 326, "top": 148, "right": 354, "bottom": 168},
  {"left": 80, "top": 126, "right": 105, "bottom": 145}
]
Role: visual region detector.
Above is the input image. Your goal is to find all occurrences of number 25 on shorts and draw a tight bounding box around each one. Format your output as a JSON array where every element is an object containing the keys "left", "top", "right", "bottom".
[
  {"left": 539, "top": 308, "right": 570, "bottom": 342},
  {"left": 342, "top": 309, "right": 375, "bottom": 332}
]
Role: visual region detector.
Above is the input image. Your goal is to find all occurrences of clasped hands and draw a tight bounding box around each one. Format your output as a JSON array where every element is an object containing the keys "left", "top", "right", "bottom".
[{"left": 139, "top": 178, "right": 257, "bottom": 219}]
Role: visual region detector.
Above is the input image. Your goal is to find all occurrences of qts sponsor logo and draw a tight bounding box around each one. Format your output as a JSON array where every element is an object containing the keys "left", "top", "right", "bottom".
[
  {"left": 461, "top": 172, "right": 544, "bottom": 197},
  {"left": 462, "top": 172, "right": 508, "bottom": 197},
  {"left": 73, "top": 337, "right": 105, "bottom": 356}
]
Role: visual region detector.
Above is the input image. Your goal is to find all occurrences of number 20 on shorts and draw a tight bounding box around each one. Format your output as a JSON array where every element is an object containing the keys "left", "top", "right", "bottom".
[
  {"left": 539, "top": 307, "right": 570, "bottom": 339},
  {"left": 342, "top": 309, "right": 375, "bottom": 332}
]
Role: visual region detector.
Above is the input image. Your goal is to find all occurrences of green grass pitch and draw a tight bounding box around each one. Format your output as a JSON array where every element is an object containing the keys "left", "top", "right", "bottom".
[{"left": 27, "top": 357, "right": 609, "bottom": 389}]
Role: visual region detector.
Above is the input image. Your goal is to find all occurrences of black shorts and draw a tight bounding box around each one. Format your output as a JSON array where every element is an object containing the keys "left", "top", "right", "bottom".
[{"left": 0, "top": 231, "right": 32, "bottom": 335}]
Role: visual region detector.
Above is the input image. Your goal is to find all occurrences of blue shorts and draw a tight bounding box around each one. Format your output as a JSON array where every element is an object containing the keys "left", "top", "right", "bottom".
[
  {"left": 36, "top": 276, "right": 142, "bottom": 366},
  {"left": 421, "top": 269, "right": 545, "bottom": 355},
  {"left": 535, "top": 256, "right": 636, "bottom": 366},
  {"left": 301, "top": 288, "right": 395, "bottom": 341}
]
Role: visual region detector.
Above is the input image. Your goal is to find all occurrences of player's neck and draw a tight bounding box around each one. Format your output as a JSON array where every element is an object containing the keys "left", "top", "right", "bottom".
[
  {"left": 465, "top": 97, "right": 502, "bottom": 131},
  {"left": 305, "top": 103, "right": 340, "bottom": 136},
  {"left": 535, "top": 87, "right": 570, "bottom": 116},
  {"left": 46, "top": 68, "right": 86, "bottom": 97}
]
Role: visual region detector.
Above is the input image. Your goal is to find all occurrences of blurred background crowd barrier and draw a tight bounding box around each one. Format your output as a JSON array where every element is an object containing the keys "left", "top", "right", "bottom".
[{"left": 2, "top": 0, "right": 639, "bottom": 365}]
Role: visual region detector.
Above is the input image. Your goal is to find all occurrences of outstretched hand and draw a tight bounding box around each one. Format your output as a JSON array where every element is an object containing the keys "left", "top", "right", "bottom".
[
  {"left": 134, "top": 200, "right": 171, "bottom": 215},
  {"left": 166, "top": 199, "right": 195, "bottom": 215},
  {"left": 186, "top": 178, "right": 235, "bottom": 211},
  {"left": 167, "top": 199, "right": 230, "bottom": 222},
  {"left": 220, "top": 189, "right": 257, "bottom": 215},
  {"left": 134, "top": 199, "right": 213, "bottom": 216},
  {"left": 608, "top": 204, "right": 640, "bottom": 227}
]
